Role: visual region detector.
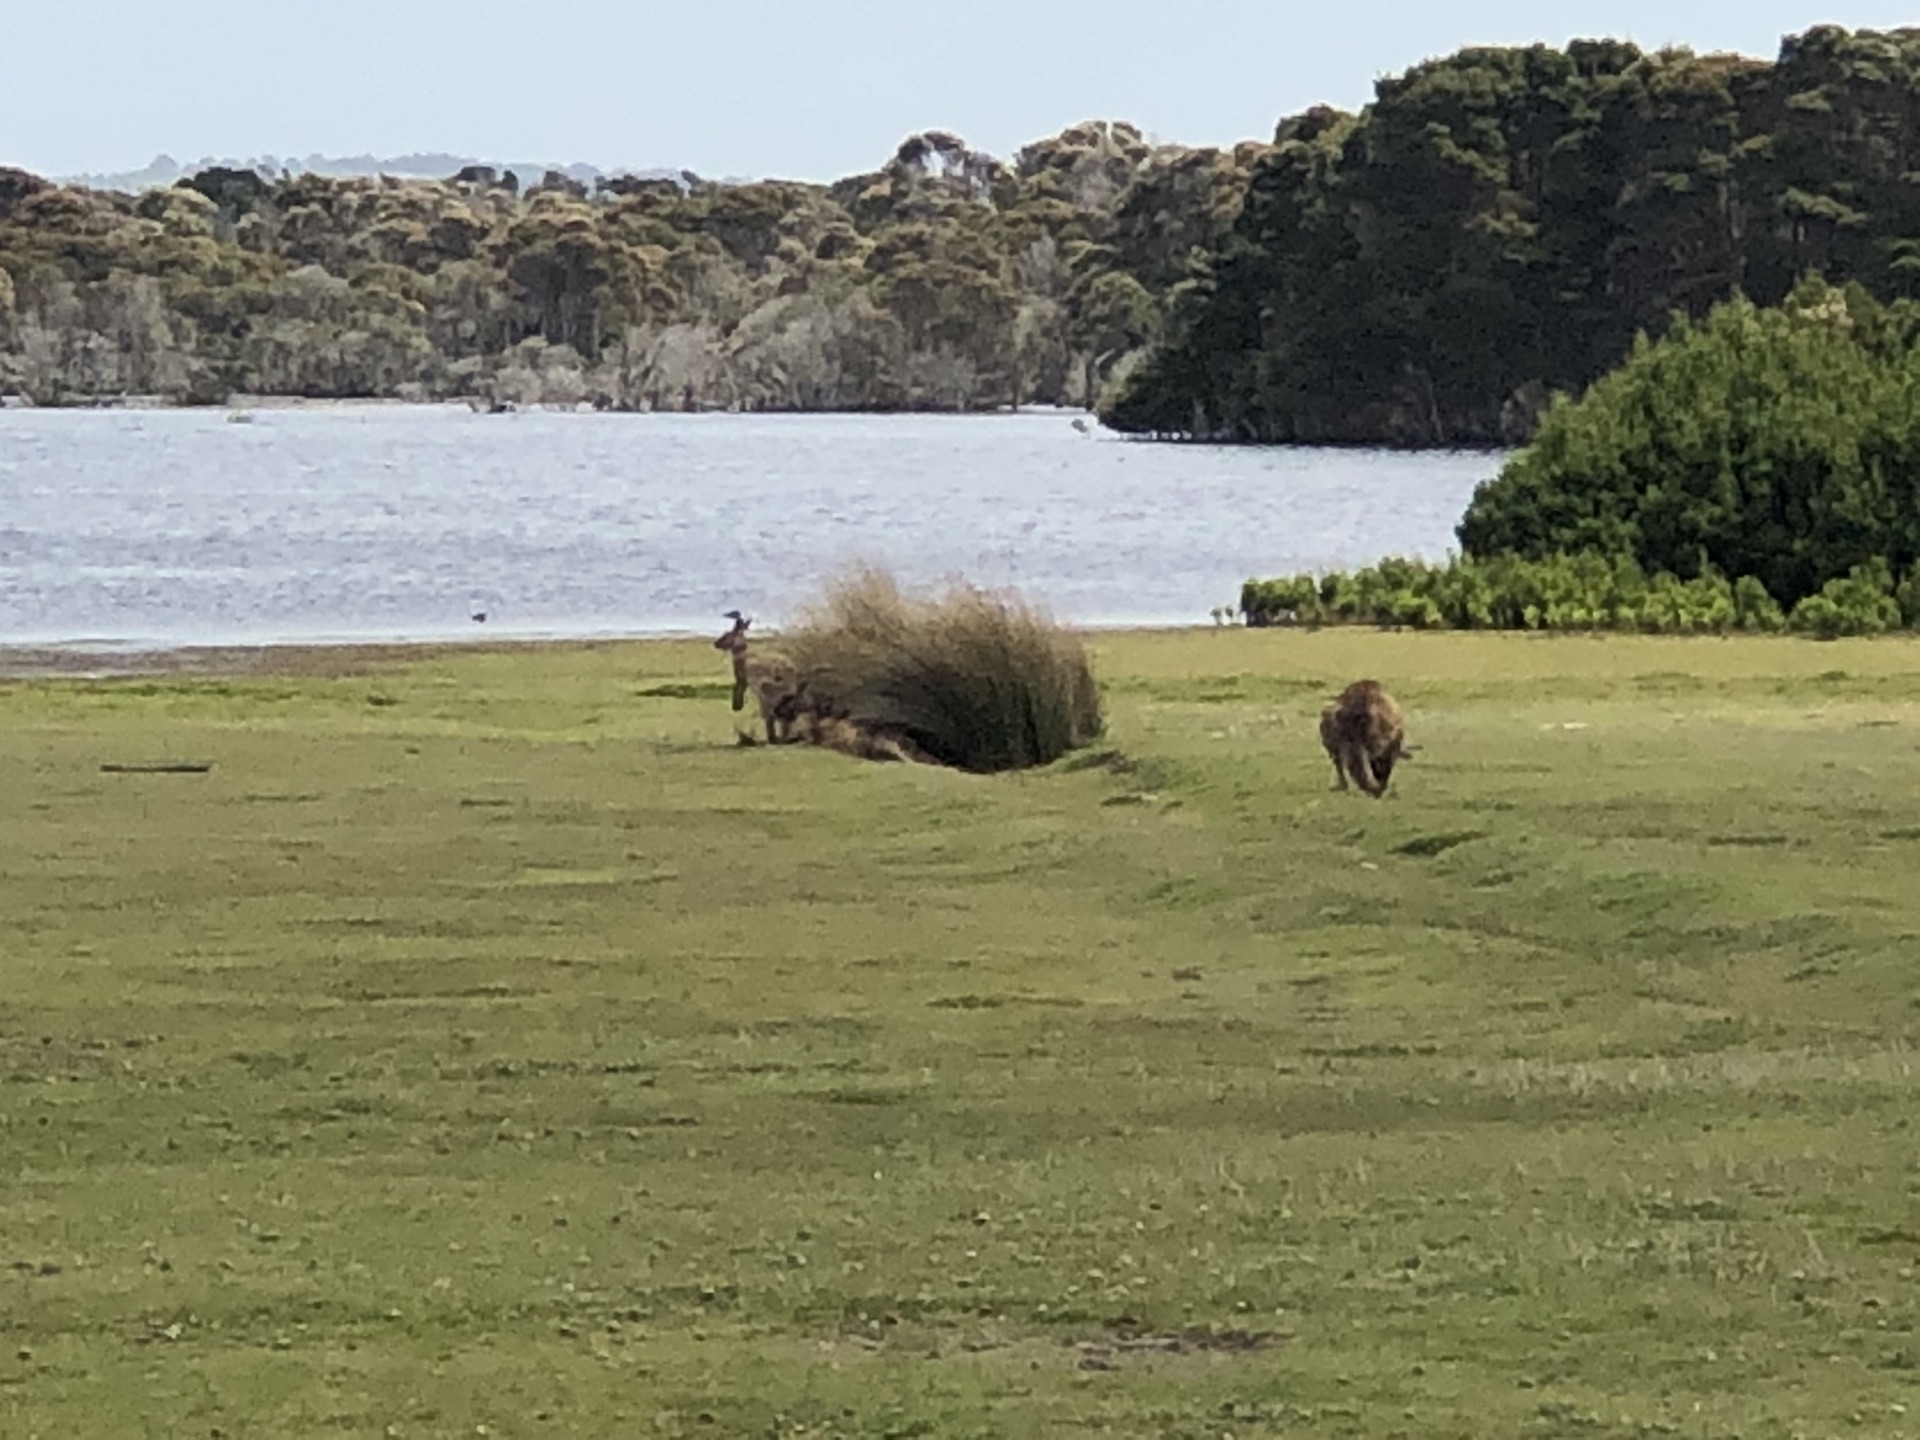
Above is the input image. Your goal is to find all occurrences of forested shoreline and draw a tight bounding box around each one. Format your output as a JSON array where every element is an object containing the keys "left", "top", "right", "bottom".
[
  {"left": 0, "top": 126, "right": 1252, "bottom": 414},
  {"left": 1107, "top": 24, "right": 1920, "bottom": 445},
  {"left": 2, "top": 23, "right": 1915, "bottom": 439}
]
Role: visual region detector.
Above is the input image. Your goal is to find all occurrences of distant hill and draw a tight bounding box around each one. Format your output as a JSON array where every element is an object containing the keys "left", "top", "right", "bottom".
[{"left": 60, "top": 152, "right": 681, "bottom": 192}]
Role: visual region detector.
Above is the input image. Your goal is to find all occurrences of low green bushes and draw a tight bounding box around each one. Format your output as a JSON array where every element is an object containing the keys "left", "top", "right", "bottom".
[
  {"left": 1240, "top": 552, "right": 1920, "bottom": 637},
  {"left": 784, "top": 568, "right": 1104, "bottom": 772}
]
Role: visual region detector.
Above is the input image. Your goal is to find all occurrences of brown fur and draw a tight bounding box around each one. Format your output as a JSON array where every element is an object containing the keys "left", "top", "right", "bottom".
[
  {"left": 713, "top": 613, "right": 806, "bottom": 744},
  {"left": 800, "top": 712, "right": 931, "bottom": 765},
  {"left": 714, "top": 613, "right": 920, "bottom": 764},
  {"left": 1320, "top": 680, "right": 1406, "bottom": 798}
]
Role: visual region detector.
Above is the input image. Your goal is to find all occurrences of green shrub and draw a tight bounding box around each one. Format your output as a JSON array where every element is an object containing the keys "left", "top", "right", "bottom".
[
  {"left": 1896, "top": 569, "right": 1920, "bottom": 630},
  {"left": 1240, "top": 574, "right": 1323, "bottom": 623},
  {"left": 1457, "top": 280, "right": 1920, "bottom": 608},
  {"left": 1788, "top": 595, "right": 1849, "bottom": 639},
  {"left": 1731, "top": 575, "right": 1787, "bottom": 632},
  {"left": 1241, "top": 552, "right": 1917, "bottom": 636},
  {"left": 1788, "top": 560, "right": 1905, "bottom": 638},
  {"left": 1637, "top": 572, "right": 1737, "bottom": 634},
  {"left": 784, "top": 569, "right": 1104, "bottom": 773}
]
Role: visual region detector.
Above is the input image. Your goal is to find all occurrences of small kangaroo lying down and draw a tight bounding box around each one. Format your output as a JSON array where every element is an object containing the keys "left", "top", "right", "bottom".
[
  {"left": 1320, "top": 679, "right": 1408, "bottom": 798},
  {"left": 713, "top": 611, "right": 928, "bottom": 764}
]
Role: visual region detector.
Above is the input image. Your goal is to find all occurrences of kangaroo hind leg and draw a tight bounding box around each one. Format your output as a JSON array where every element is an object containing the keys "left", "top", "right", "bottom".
[{"left": 1342, "top": 742, "right": 1380, "bottom": 796}]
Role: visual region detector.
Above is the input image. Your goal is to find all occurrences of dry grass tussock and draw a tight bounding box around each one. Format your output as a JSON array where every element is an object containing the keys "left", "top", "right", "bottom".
[{"left": 782, "top": 568, "right": 1104, "bottom": 773}]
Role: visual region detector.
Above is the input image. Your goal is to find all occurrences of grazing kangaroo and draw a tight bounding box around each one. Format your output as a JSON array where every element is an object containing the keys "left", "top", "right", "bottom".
[
  {"left": 1321, "top": 680, "right": 1407, "bottom": 798},
  {"left": 713, "top": 612, "right": 807, "bottom": 745}
]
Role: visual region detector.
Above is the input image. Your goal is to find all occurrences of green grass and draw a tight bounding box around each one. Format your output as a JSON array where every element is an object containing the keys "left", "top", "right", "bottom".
[{"left": 4, "top": 630, "right": 1920, "bottom": 1438}]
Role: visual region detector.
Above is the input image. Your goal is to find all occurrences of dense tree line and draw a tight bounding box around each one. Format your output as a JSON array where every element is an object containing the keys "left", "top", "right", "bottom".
[
  {"left": 1105, "top": 25, "right": 1920, "bottom": 445},
  {"left": 7, "top": 25, "right": 1913, "bottom": 430},
  {"left": 0, "top": 125, "right": 1259, "bottom": 411}
]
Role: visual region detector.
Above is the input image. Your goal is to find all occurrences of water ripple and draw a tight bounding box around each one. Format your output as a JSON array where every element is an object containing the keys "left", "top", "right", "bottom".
[{"left": 0, "top": 406, "right": 1499, "bottom": 646}]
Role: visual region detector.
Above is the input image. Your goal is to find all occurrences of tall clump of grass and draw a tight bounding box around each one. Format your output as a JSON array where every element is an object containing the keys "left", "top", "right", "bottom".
[{"left": 784, "top": 568, "right": 1104, "bottom": 773}]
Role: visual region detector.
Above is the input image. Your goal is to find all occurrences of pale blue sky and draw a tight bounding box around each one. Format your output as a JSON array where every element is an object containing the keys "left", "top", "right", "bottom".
[{"left": 5, "top": 1, "right": 1915, "bottom": 181}]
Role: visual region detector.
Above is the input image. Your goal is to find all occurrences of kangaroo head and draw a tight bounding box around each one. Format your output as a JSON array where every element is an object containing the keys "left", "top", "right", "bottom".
[{"left": 714, "top": 612, "right": 751, "bottom": 654}]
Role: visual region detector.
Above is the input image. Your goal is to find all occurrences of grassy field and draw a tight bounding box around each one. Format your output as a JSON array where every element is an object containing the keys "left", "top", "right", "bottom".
[{"left": 4, "top": 629, "right": 1920, "bottom": 1439}]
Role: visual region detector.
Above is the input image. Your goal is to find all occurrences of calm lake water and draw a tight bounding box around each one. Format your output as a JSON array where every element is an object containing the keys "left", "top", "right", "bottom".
[{"left": 0, "top": 406, "right": 1500, "bottom": 646}]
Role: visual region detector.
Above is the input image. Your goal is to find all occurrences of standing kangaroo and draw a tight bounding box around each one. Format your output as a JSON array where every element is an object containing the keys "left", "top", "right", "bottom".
[
  {"left": 711, "top": 610, "right": 932, "bottom": 764},
  {"left": 713, "top": 612, "right": 806, "bottom": 744},
  {"left": 1320, "top": 680, "right": 1407, "bottom": 798}
]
